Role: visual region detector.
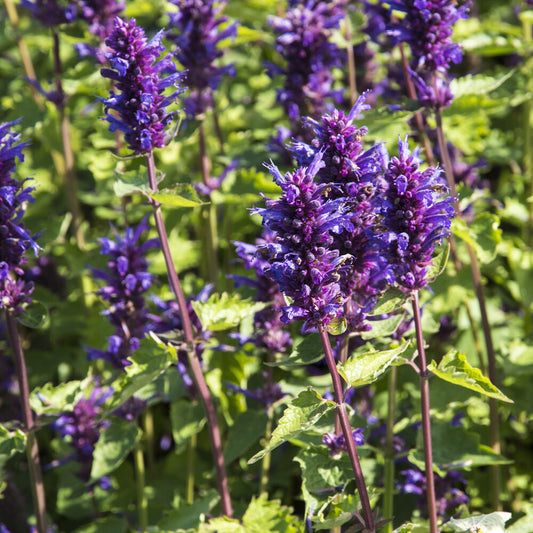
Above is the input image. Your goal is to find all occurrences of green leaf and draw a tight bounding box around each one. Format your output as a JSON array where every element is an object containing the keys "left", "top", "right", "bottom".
[
  {"left": 506, "top": 503, "right": 533, "bottom": 533},
  {"left": 149, "top": 184, "right": 205, "bottom": 208},
  {"left": 326, "top": 317, "right": 347, "bottom": 335},
  {"left": 450, "top": 71, "right": 515, "bottom": 99},
  {"left": 158, "top": 490, "right": 219, "bottom": 530},
  {"left": 338, "top": 342, "right": 411, "bottom": 387},
  {"left": 446, "top": 512, "right": 512, "bottom": 533},
  {"left": 268, "top": 334, "right": 324, "bottom": 368},
  {"left": 113, "top": 168, "right": 150, "bottom": 197},
  {"left": 198, "top": 517, "right": 245, "bottom": 533},
  {"left": 361, "top": 313, "right": 405, "bottom": 340},
  {"left": 224, "top": 410, "right": 269, "bottom": 464},
  {"left": 369, "top": 287, "right": 409, "bottom": 316},
  {"left": 409, "top": 422, "right": 511, "bottom": 475},
  {"left": 453, "top": 213, "right": 502, "bottom": 264},
  {"left": 393, "top": 525, "right": 416, "bottom": 533},
  {"left": 0, "top": 425, "right": 26, "bottom": 472},
  {"left": 170, "top": 399, "right": 207, "bottom": 453},
  {"left": 248, "top": 388, "right": 335, "bottom": 464},
  {"left": 30, "top": 380, "right": 83, "bottom": 415},
  {"left": 242, "top": 493, "right": 301, "bottom": 533},
  {"left": 17, "top": 301, "right": 48, "bottom": 329},
  {"left": 73, "top": 516, "right": 129, "bottom": 533},
  {"left": 428, "top": 350, "right": 513, "bottom": 403},
  {"left": 90, "top": 418, "right": 141, "bottom": 480},
  {"left": 192, "top": 292, "right": 268, "bottom": 331},
  {"left": 425, "top": 242, "right": 450, "bottom": 282}
]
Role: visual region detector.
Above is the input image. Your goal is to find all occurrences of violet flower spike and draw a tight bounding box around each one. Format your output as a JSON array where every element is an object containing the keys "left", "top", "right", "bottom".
[
  {"left": 87, "top": 218, "right": 159, "bottom": 369},
  {"left": 253, "top": 151, "right": 354, "bottom": 332},
  {"left": 167, "top": 0, "right": 237, "bottom": 118},
  {"left": 100, "top": 17, "right": 186, "bottom": 154},
  {"left": 20, "top": 0, "right": 77, "bottom": 27},
  {"left": 381, "top": 136, "right": 455, "bottom": 292},
  {"left": 0, "top": 121, "right": 40, "bottom": 314}
]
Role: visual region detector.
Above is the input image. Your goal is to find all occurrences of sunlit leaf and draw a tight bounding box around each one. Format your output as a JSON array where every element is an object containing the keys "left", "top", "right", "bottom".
[{"left": 446, "top": 512, "right": 512, "bottom": 533}]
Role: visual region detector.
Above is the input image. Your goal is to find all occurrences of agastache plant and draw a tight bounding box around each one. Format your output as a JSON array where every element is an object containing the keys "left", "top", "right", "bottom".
[
  {"left": 99, "top": 16, "right": 233, "bottom": 517},
  {"left": 0, "top": 121, "right": 47, "bottom": 533}
]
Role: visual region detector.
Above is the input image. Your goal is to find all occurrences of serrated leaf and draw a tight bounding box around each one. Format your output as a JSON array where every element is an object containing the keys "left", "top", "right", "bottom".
[
  {"left": 326, "top": 317, "right": 347, "bottom": 335},
  {"left": 170, "top": 399, "right": 207, "bottom": 453},
  {"left": 192, "top": 292, "right": 268, "bottom": 331},
  {"left": 369, "top": 287, "right": 409, "bottom": 316},
  {"left": 90, "top": 418, "right": 141, "bottom": 480},
  {"left": 428, "top": 350, "right": 513, "bottom": 403},
  {"left": 267, "top": 334, "right": 324, "bottom": 368},
  {"left": 426, "top": 242, "right": 450, "bottom": 282},
  {"left": 453, "top": 213, "right": 501, "bottom": 264},
  {"left": 0, "top": 425, "right": 26, "bottom": 470},
  {"left": 149, "top": 184, "right": 205, "bottom": 208},
  {"left": 113, "top": 169, "right": 150, "bottom": 197},
  {"left": 361, "top": 313, "right": 404, "bottom": 340},
  {"left": 30, "top": 380, "right": 83, "bottom": 415},
  {"left": 17, "top": 301, "right": 48, "bottom": 328},
  {"left": 197, "top": 517, "right": 245, "bottom": 533},
  {"left": 242, "top": 493, "right": 301, "bottom": 533},
  {"left": 446, "top": 512, "right": 512, "bottom": 533},
  {"left": 338, "top": 342, "right": 410, "bottom": 388},
  {"left": 450, "top": 71, "right": 515, "bottom": 99},
  {"left": 248, "top": 388, "right": 335, "bottom": 464}
]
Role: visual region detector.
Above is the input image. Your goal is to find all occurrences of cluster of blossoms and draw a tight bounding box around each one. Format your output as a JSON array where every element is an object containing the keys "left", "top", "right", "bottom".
[
  {"left": 0, "top": 121, "right": 39, "bottom": 314},
  {"left": 323, "top": 427, "right": 365, "bottom": 455},
  {"left": 251, "top": 95, "right": 454, "bottom": 334},
  {"left": 385, "top": 0, "right": 470, "bottom": 109},
  {"left": 100, "top": 17, "right": 185, "bottom": 154},
  {"left": 267, "top": 0, "right": 347, "bottom": 144},
  {"left": 167, "top": 0, "right": 237, "bottom": 118},
  {"left": 87, "top": 218, "right": 158, "bottom": 369}
]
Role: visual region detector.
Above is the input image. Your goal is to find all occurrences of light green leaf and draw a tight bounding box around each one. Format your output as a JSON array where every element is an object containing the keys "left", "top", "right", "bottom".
[
  {"left": 198, "top": 517, "right": 245, "bottom": 533},
  {"left": 242, "top": 493, "right": 301, "bottom": 533},
  {"left": 192, "top": 292, "right": 268, "bottom": 331},
  {"left": 17, "top": 301, "right": 48, "bottom": 329},
  {"left": 170, "top": 399, "right": 207, "bottom": 453},
  {"left": 393, "top": 525, "right": 416, "bottom": 533},
  {"left": 113, "top": 168, "right": 150, "bottom": 197},
  {"left": 248, "top": 388, "right": 335, "bottom": 464},
  {"left": 426, "top": 242, "right": 450, "bottom": 282},
  {"left": 450, "top": 71, "right": 515, "bottom": 99},
  {"left": 326, "top": 317, "right": 347, "bottom": 335},
  {"left": 30, "top": 380, "right": 83, "bottom": 415},
  {"left": 361, "top": 313, "right": 404, "bottom": 340},
  {"left": 369, "top": 287, "right": 409, "bottom": 316},
  {"left": 90, "top": 418, "right": 141, "bottom": 481},
  {"left": 0, "top": 425, "right": 26, "bottom": 471},
  {"left": 73, "top": 516, "right": 128, "bottom": 533},
  {"left": 428, "top": 350, "right": 513, "bottom": 403},
  {"left": 338, "top": 342, "right": 411, "bottom": 387},
  {"left": 267, "top": 334, "right": 324, "bottom": 368},
  {"left": 149, "top": 184, "right": 205, "bottom": 208},
  {"left": 158, "top": 490, "right": 219, "bottom": 530},
  {"left": 446, "top": 512, "right": 512, "bottom": 533},
  {"left": 453, "top": 213, "right": 502, "bottom": 264},
  {"left": 506, "top": 503, "right": 533, "bottom": 533}
]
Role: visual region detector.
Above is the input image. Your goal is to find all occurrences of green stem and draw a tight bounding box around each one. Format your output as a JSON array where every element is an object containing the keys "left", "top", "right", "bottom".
[
  {"left": 134, "top": 439, "right": 148, "bottom": 531},
  {"left": 343, "top": 17, "right": 358, "bottom": 106},
  {"left": 187, "top": 433, "right": 197, "bottom": 504},
  {"left": 143, "top": 409, "right": 155, "bottom": 478},
  {"left": 411, "top": 293, "right": 438, "bottom": 533},
  {"left": 259, "top": 404, "right": 274, "bottom": 495},
  {"left": 318, "top": 325, "right": 375, "bottom": 533},
  {"left": 5, "top": 310, "right": 47, "bottom": 533},
  {"left": 383, "top": 366, "right": 397, "bottom": 533},
  {"left": 145, "top": 152, "right": 233, "bottom": 517}
]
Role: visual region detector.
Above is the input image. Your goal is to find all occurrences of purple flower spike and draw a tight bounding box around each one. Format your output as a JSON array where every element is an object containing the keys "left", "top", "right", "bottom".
[
  {"left": 167, "top": 0, "right": 237, "bottom": 118},
  {"left": 323, "top": 428, "right": 365, "bottom": 455},
  {"left": 1, "top": 121, "right": 40, "bottom": 314},
  {"left": 88, "top": 218, "right": 158, "bottom": 369},
  {"left": 253, "top": 151, "right": 354, "bottom": 332},
  {"left": 78, "top": 0, "right": 125, "bottom": 40},
  {"left": 100, "top": 17, "right": 186, "bottom": 153},
  {"left": 381, "top": 136, "right": 454, "bottom": 292},
  {"left": 21, "top": 0, "right": 77, "bottom": 27}
]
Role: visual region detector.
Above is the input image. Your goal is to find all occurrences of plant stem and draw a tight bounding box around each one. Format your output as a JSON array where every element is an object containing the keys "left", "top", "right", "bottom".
[
  {"left": 187, "top": 433, "right": 197, "bottom": 504},
  {"left": 51, "top": 30, "right": 85, "bottom": 249},
  {"left": 5, "top": 310, "right": 47, "bottom": 533},
  {"left": 145, "top": 152, "right": 233, "bottom": 517},
  {"left": 134, "top": 438, "right": 148, "bottom": 530},
  {"left": 383, "top": 366, "right": 397, "bottom": 533},
  {"left": 411, "top": 292, "right": 438, "bottom": 533},
  {"left": 434, "top": 107, "right": 501, "bottom": 509},
  {"left": 318, "top": 325, "right": 375, "bottom": 533},
  {"left": 198, "top": 122, "right": 220, "bottom": 288},
  {"left": 343, "top": 17, "right": 358, "bottom": 106},
  {"left": 259, "top": 404, "right": 274, "bottom": 495},
  {"left": 143, "top": 409, "right": 155, "bottom": 477}
]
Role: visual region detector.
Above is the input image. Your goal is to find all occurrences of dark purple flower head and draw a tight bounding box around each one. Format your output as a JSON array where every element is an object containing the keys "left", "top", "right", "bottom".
[
  {"left": 226, "top": 379, "right": 285, "bottom": 408},
  {"left": 167, "top": 0, "right": 237, "bottom": 118},
  {"left": 52, "top": 384, "right": 113, "bottom": 482},
  {"left": 323, "top": 427, "right": 365, "bottom": 455},
  {"left": 100, "top": 17, "right": 186, "bottom": 153},
  {"left": 21, "top": 0, "right": 77, "bottom": 27},
  {"left": 409, "top": 69, "right": 454, "bottom": 110},
  {"left": 386, "top": 0, "right": 470, "bottom": 74},
  {"left": 78, "top": 0, "right": 125, "bottom": 39},
  {"left": 1, "top": 121, "right": 39, "bottom": 314},
  {"left": 88, "top": 218, "right": 158, "bottom": 368},
  {"left": 253, "top": 151, "right": 354, "bottom": 332},
  {"left": 381, "top": 136, "right": 454, "bottom": 292},
  {"left": 267, "top": 1, "right": 346, "bottom": 136}
]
